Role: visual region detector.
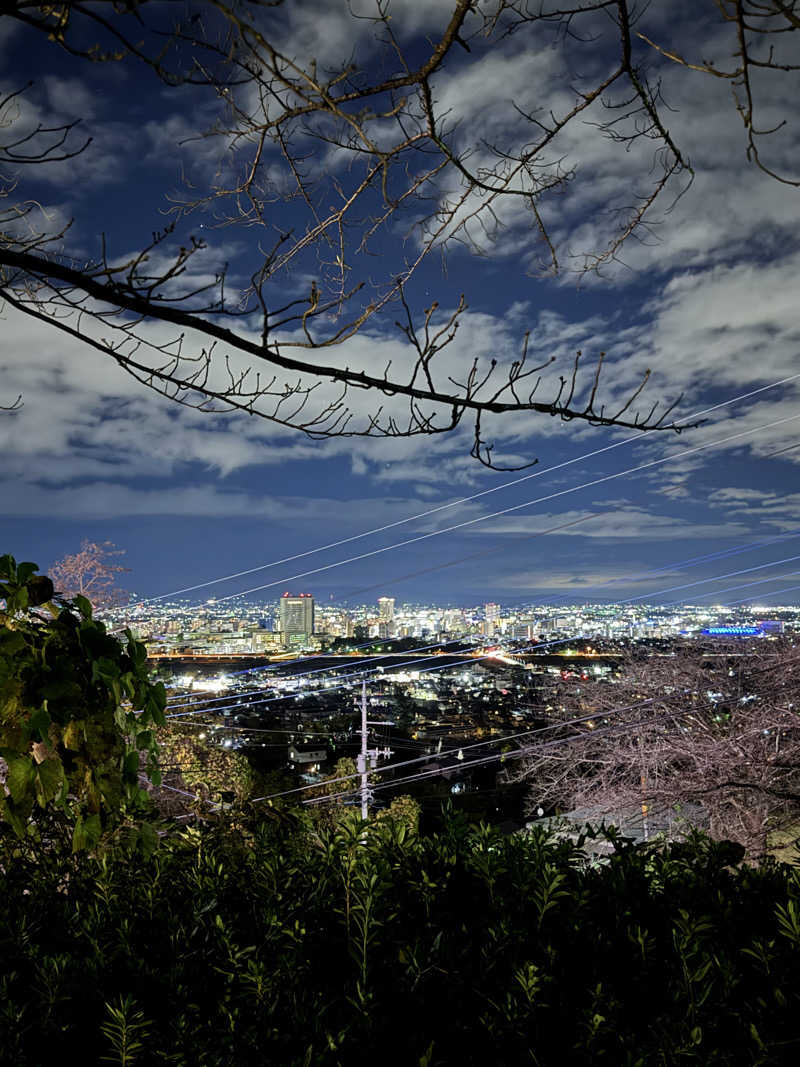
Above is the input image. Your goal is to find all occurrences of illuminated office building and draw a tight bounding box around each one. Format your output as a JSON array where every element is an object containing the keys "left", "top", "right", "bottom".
[
  {"left": 378, "top": 596, "right": 396, "bottom": 637},
  {"left": 278, "top": 592, "right": 315, "bottom": 646}
]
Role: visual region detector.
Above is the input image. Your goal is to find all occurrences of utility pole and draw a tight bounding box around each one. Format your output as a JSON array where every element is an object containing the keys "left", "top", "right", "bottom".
[
  {"left": 356, "top": 678, "right": 394, "bottom": 821},
  {"left": 638, "top": 733, "right": 649, "bottom": 842},
  {"left": 359, "top": 679, "right": 369, "bottom": 821}
]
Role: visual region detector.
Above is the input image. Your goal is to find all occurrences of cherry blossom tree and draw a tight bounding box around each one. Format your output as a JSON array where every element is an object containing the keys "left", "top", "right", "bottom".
[
  {"left": 49, "top": 540, "right": 130, "bottom": 611},
  {"left": 509, "top": 640, "right": 800, "bottom": 860}
]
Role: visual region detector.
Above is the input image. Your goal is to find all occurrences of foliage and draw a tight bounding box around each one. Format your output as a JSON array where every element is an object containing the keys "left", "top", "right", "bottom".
[
  {"left": 153, "top": 726, "right": 256, "bottom": 814},
  {"left": 2, "top": 814, "right": 800, "bottom": 1065},
  {"left": 0, "top": 554, "right": 166, "bottom": 850},
  {"left": 375, "top": 794, "right": 421, "bottom": 837},
  {"left": 302, "top": 756, "right": 358, "bottom": 803}
]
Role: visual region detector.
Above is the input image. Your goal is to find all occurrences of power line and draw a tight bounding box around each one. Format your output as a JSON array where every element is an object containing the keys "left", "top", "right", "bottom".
[
  {"left": 730, "top": 582, "right": 800, "bottom": 606},
  {"left": 304, "top": 705, "right": 689, "bottom": 807},
  {"left": 164, "top": 631, "right": 483, "bottom": 711},
  {"left": 162, "top": 633, "right": 572, "bottom": 720},
  {"left": 211, "top": 411, "right": 800, "bottom": 603},
  {"left": 161, "top": 511, "right": 607, "bottom": 712},
  {"left": 307, "top": 691, "right": 746, "bottom": 807},
  {"left": 161, "top": 510, "right": 605, "bottom": 710},
  {"left": 762, "top": 440, "right": 800, "bottom": 459},
  {"left": 659, "top": 571, "right": 800, "bottom": 606},
  {"left": 535, "top": 528, "right": 800, "bottom": 605},
  {"left": 245, "top": 698, "right": 656, "bottom": 805},
  {"left": 134, "top": 372, "right": 800, "bottom": 605},
  {"left": 165, "top": 536, "right": 800, "bottom": 720},
  {"left": 623, "top": 553, "right": 800, "bottom": 603}
]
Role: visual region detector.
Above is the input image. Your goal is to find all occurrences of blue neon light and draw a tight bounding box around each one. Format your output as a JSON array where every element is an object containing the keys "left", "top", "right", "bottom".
[{"left": 702, "top": 626, "right": 762, "bottom": 636}]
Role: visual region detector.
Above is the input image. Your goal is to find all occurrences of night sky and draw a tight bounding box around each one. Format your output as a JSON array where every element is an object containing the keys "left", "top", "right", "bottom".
[{"left": 2, "top": 1, "right": 800, "bottom": 607}]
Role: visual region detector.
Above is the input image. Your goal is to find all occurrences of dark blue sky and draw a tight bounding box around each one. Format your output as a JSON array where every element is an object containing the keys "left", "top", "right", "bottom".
[{"left": 2, "top": 1, "right": 800, "bottom": 607}]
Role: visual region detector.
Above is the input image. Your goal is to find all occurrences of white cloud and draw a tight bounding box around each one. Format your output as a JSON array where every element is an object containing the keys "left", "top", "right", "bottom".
[
  {"left": 0, "top": 475, "right": 454, "bottom": 523},
  {"left": 707, "top": 487, "right": 800, "bottom": 530},
  {"left": 464, "top": 506, "right": 750, "bottom": 541}
]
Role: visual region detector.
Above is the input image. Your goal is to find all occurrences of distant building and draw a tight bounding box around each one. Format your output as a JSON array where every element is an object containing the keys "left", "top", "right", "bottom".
[
  {"left": 278, "top": 592, "right": 315, "bottom": 646},
  {"left": 288, "top": 743, "right": 328, "bottom": 774},
  {"left": 377, "top": 596, "right": 396, "bottom": 638},
  {"left": 702, "top": 626, "right": 763, "bottom": 637},
  {"left": 484, "top": 602, "right": 500, "bottom": 636},
  {"left": 442, "top": 609, "right": 467, "bottom": 634},
  {"left": 377, "top": 596, "right": 396, "bottom": 636}
]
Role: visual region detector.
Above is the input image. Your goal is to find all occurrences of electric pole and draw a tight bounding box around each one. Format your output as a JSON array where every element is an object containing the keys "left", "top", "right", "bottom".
[
  {"left": 356, "top": 678, "right": 394, "bottom": 821},
  {"left": 638, "top": 733, "right": 649, "bottom": 842},
  {"left": 359, "top": 679, "right": 369, "bottom": 821}
]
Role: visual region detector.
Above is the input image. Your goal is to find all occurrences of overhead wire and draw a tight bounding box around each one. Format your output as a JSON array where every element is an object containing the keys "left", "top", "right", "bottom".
[
  {"left": 659, "top": 571, "right": 800, "bottom": 606},
  {"left": 209, "top": 411, "right": 800, "bottom": 603},
  {"left": 306, "top": 689, "right": 756, "bottom": 808},
  {"left": 161, "top": 512, "right": 610, "bottom": 714},
  {"left": 138, "top": 384, "right": 800, "bottom": 810},
  {"left": 522, "top": 528, "right": 800, "bottom": 607},
  {"left": 244, "top": 698, "right": 656, "bottom": 805},
  {"left": 163, "top": 632, "right": 581, "bottom": 720},
  {"left": 730, "top": 582, "right": 800, "bottom": 606},
  {"left": 164, "top": 631, "right": 484, "bottom": 711},
  {"left": 164, "top": 537, "right": 800, "bottom": 721},
  {"left": 622, "top": 553, "right": 800, "bottom": 603},
  {"left": 132, "top": 371, "right": 800, "bottom": 606}
]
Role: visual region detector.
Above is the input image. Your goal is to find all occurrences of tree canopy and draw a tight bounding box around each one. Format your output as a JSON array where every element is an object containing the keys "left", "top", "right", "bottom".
[
  {"left": 49, "top": 539, "right": 129, "bottom": 610},
  {"left": 509, "top": 640, "right": 800, "bottom": 861}
]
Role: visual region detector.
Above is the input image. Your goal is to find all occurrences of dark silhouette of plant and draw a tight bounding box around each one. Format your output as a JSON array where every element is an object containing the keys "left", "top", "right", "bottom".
[
  {"left": 16, "top": 1, "right": 800, "bottom": 463},
  {"left": 2, "top": 809, "right": 800, "bottom": 1064}
]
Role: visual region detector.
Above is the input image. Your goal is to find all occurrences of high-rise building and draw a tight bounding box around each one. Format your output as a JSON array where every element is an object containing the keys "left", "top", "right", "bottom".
[
  {"left": 484, "top": 602, "right": 500, "bottom": 636},
  {"left": 378, "top": 596, "right": 395, "bottom": 622},
  {"left": 278, "top": 592, "right": 315, "bottom": 646},
  {"left": 377, "top": 596, "right": 396, "bottom": 637}
]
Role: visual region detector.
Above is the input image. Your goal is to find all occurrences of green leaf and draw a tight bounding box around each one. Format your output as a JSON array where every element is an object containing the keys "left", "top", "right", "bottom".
[
  {"left": 28, "top": 705, "right": 51, "bottom": 741},
  {"left": 749, "top": 1022, "right": 765, "bottom": 1050},
  {"left": 126, "top": 635, "right": 147, "bottom": 666},
  {"left": 0, "top": 796, "right": 29, "bottom": 838},
  {"left": 74, "top": 594, "right": 93, "bottom": 619},
  {"left": 35, "top": 758, "right": 64, "bottom": 806},
  {"left": 72, "top": 813, "right": 102, "bottom": 853},
  {"left": 26, "top": 575, "right": 54, "bottom": 606},
  {"left": 6, "top": 755, "right": 35, "bottom": 803},
  {"left": 0, "top": 629, "right": 26, "bottom": 656},
  {"left": 138, "top": 821, "right": 160, "bottom": 860}
]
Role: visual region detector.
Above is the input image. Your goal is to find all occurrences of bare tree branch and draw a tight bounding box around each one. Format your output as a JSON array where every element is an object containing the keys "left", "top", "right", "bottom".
[
  {"left": 508, "top": 639, "right": 800, "bottom": 860},
  {"left": 0, "top": 1, "right": 797, "bottom": 463}
]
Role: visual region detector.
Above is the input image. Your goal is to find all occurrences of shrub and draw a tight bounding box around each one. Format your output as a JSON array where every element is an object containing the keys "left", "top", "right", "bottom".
[{"left": 1, "top": 814, "right": 799, "bottom": 1065}]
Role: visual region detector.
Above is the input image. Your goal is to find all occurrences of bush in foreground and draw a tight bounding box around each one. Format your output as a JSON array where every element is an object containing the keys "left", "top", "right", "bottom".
[{"left": 2, "top": 813, "right": 800, "bottom": 1066}]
